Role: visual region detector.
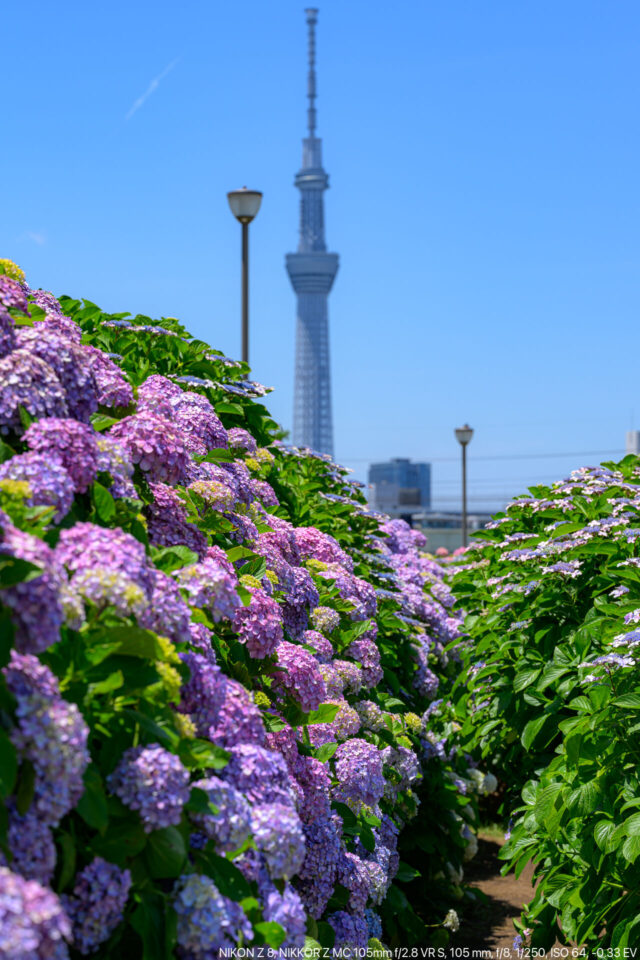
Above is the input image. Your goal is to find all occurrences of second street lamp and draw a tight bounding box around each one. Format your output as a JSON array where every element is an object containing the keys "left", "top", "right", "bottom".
[
  {"left": 227, "top": 187, "right": 263, "bottom": 365},
  {"left": 454, "top": 423, "right": 474, "bottom": 548}
]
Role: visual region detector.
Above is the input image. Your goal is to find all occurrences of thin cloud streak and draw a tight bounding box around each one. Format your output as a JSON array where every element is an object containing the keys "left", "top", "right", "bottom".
[{"left": 125, "top": 58, "right": 179, "bottom": 120}]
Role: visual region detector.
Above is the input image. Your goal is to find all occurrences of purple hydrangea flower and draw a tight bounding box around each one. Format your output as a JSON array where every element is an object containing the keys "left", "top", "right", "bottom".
[
  {"left": 0, "top": 865, "right": 71, "bottom": 959},
  {"left": 209, "top": 676, "right": 265, "bottom": 748},
  {"left": 64, "top": 858, "right": 131, "bottom": 955},
  {"left": 170, "top": 391, "right": 228, "bottom": 452},
  {"left": 309, "top": 606, "right": 340, "bottom": 635},
  {"left": 252, "top": 480, "right": 279, "bottom": 507},
  {"left": 346, "top": 638, "right": 383, "bottom": 688},
  {"left": 259, "top": 880, "right": 306, "bottom": 949},
  {"left": 187, "top": 622, "right": 217, "bottom": 664},
  {"left": 0, "top": 349, "right": 68, "bottom": 434},
  {"left": 303, "top": 629, "right": 334, "bottom": 663},
  {"left": 95, "top": 436, "right": 136, "bottom": 498},
  {"left": 381, "top": 745, "right": 421, "bottom": 798},
  {"left": 146, "top": 483, "right": 207, "bottom": 559},
  {"left": 6, "top": 807, "right": 56, "bottom": 885},
  {"left": 56, "top": 523, "right": 153, "bottom": 617},
  {"left": 319, "top": 565, "right": 378, "bottom": 621},
  {"left": 137, "top": 374, "right": 182, "bottom": 419},
  {"left": 220, "top": 744, "right": 296, "bottom": 807},
  {"left": 138, "top": 568, "right": 191, "bottom": 641},
  {"left": 0, "top": 276, "right": 29, "bottom": 317},
  {"left": 233, "top": 588, "right": 283, "bottom": 659},
  {"left": 179, "top": 653, "right": 226, "bottom": 737},
  {"left": 108, "top": 744, "right": 190, "bottom": 833},
  {"left": 5, "top": 652, "right": 90, "bottom": 825},
  {"left": 82, "top": 345, "right": 133, "bottom": 408},
  {"left": 337, "top": 850, "right": 371, "bottom": 914},
  {"left": 333, "top": 659, "right": 363, "bottom": 695},
  {"left": 365, "top": 908, "right": 383, "bottom": 939},
  {"left": 295, "top": 526, "right": 353, "bottom": 571},
  {"left": 228, "top": 427, "right": 257, "bottom": 453},
  {"left": 273, "top": 641, "right": 327, "bottom": 712},
  {"left": 189, "top": 776, "right": 251, "bottom": 853},
  {"left": 293, "top": 756, "right": 332, "bottom": 824},
  {"left": 282, "top": 568, "right": 320, "bottom": 639},
  {"left": 24, "top": 419, "right": 99, "bottom": 493},
  {"left": 109, "top": 413, "right": 189, "bottom": 484},
  {"left": 328, "top": 911, "right": 369, "bottom": 950},
  {"left": 356, "top": 700, "right": 387, "bottom": 732},
  {"left": 0, "top": 452, "right": 74, "bottom": 522},
  {"left": 173, "top": 874, "right": 252, "bottom": 957},
  {"left": 0, "top": 522, "right": 65, "bottom": 653},
  {"left": 329, "top": 700, "right": 361, "bottom": 741},
  {"left": 296, "top": 816, "right": 342, "bottom": 918},
  {"left": 333, "top": 739, "right": 385, "bottom": 809},
  {"left": 16, "top": 327, "right": 99, "bottom": 422},
  {"left": 175, "top": 556, "right": 240, "bottom": 622},
  {"left": 251, "top": 803, "right": 306, "bottom": 879}
]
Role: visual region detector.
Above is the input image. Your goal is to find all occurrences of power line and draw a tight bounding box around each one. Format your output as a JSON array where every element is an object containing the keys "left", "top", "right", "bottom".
[{"left": 342, "top": 448, "right": 625, "bottom": 465}]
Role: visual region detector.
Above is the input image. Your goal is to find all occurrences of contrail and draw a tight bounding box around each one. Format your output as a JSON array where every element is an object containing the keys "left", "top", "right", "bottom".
[{"left": 125, "top": 58, "right": 179, "bottom": 120}]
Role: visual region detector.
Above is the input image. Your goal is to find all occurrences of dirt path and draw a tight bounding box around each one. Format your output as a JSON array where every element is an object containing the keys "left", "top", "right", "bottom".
[{"left": 452, "top": 831, "right": 535, "bottom": 951}]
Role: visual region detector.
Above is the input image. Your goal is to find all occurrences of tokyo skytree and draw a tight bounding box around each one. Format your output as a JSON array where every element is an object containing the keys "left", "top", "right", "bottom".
[{"left": 286, "top": 8, "right": 339, "bottom": 456}]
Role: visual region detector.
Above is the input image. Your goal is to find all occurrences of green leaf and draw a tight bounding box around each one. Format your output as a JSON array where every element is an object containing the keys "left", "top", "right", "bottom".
[
  {"left": 88, "top": 670, "right": 124, "bottom": 696},
  {"left": 130, "top": 898, "right": 166, "bottom": 960},
  {"left": 513, "top": 667, "right": 541, "bottom": 692},
  {"left": 622, "top": 834, "right": 640, "bottom": 863},
  {"left": 145, "top": 826, "right": 187, "bottom": 878},
  {"left": 76, "top": 765, "right": 109, "bottom": 831},
  {"left": 614, "top": 693, "right": 640, "bottom": 709},
  {"left": 593, "top": 819, "right": 616, "bottom": 852},
  {"left": 254, "top": 921, "right": 286, "bottom": 949},
  {"left": 0, "top": 733, "right": 17, "bottom": 800},
  {"left": 624, "top": 811, "right": 640, "bottom": 836},
  {"left": 314, "top": 742, "right": 338, "bottom": 762},
  {"left": 56, "top": 831, "right": 77, "bottom": 893},
  {"left": 522, "top": 714, "right": 551, "bottom": 751},
  {"left": 395, "top": 862, "right": 421, "bottom": 882},
  {"left": 92, "top": 818, "right": 147, "bottom": 864},
  {"left": 178, "top": 739, "right": 230, "bottom": 770},
  {"left": 567, "top": 779, "right": 600, "bottom": 816},
  {"left": 15, "top": 760, "right": 35, "bottom": 815},
  {"left": 306, "top": 703, "right": 340, "bottom": 725},
  {"left": 0, "top": 557, "right": 42, "bottom": 588},
  {"left": 91, "top": 481, "right": 116, "bottom": 521}
]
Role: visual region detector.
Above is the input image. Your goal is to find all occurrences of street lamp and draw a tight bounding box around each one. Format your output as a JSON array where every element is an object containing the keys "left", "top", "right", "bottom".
[
  {"left": 227, "top": 187, "right": 263, "bottom": 365},
  {"left": 454, "top": 424, "right": 474, "bottom": 548}
]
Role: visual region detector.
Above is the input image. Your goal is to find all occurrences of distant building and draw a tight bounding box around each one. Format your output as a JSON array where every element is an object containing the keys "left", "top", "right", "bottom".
[
  {"left": 368, "top": 458, "right": 431, "bottom": 523},
  {"left": 414, "top": 510, "right": 492, "bottom": 553},
  {"left": 627, "top": 431, "right": 640, "bottom": 456}
]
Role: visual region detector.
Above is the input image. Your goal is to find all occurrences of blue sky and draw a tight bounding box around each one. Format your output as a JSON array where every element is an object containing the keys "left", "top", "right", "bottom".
[{"left": 4, "top": 0, "right": 640, "bottom": 511}]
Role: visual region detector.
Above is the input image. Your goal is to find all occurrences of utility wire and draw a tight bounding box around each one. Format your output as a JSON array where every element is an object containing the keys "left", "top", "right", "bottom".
[{"left": 342, "top": 448, "right": 625, "bottom": 465}]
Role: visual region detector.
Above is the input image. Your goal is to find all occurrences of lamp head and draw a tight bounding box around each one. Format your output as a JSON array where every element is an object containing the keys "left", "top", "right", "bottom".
[
  {"left": 455, "top": 424, "right": 474, "bottom": 446},
  {"left": 227, "top": 187, "right": 263, "bottom": 224}
]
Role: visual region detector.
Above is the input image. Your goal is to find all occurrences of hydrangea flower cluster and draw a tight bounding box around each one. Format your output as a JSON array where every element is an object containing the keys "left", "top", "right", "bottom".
[
  {"left": 64, "top": 858, "right": 132, "bottom": 955},
  {"left": 0, "top": 452, "right": 74, "bottom": 522},
  {"left": 272, "top": 640, "right": 327, "bottom": 711},
  {"left": 4, "top": 652, "right": 90, "bottom": 826},
  {"left": 189, "top": 776, "right": 251, "bottom": 853},
  {"left": 109, "top": 413, "right": 189, "bottom": 484},
  {"left": 0, "top": 866, "right": 71, "bottom": 960},
  {"left": 233, "top": 588, "right": 283, "bottom": 658},
  {"left": 173, "top": 875, "right": 252, "bottom": 957},
  {"left": 25, "top": 418, "right": 99, "bottom": 493},
  {"left": 108, "top": 744, "right": 190, "bottom": 832}
]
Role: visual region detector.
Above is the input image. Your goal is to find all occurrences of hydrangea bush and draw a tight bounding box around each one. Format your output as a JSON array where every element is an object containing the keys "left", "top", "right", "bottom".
[
  {"left": 0, "top": 261, "right": 489, "bottom": 957},
  {"left": 451, "top": 461, "right": 640, "bottom": 950}
]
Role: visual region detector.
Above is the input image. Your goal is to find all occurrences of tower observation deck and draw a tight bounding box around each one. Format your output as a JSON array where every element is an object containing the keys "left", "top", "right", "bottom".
[{"left": 286, "top": 7, "right": 339, "bottom": 456}]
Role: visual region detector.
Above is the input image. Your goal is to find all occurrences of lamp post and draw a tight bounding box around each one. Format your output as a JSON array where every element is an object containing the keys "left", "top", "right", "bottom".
[
  {"left": 454, "top": 424, "right": 474, "bottom": 548},
  {"left": 227, "top": 187, "right": 263, "bottom": 365}
]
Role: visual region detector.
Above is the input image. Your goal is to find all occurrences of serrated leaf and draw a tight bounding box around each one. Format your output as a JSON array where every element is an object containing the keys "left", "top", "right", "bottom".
[
  {"left": 614, "top": 693, "right": 640, "bottom": 709},
  {"left": 254, "top": 921, "right": 286, "bottom": 949},
  {"left": 513, "top": 668, "right": 541, "bottom": 692},
  {"left": 145, "top": 826, "right": 186, "bottom": 878}
]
